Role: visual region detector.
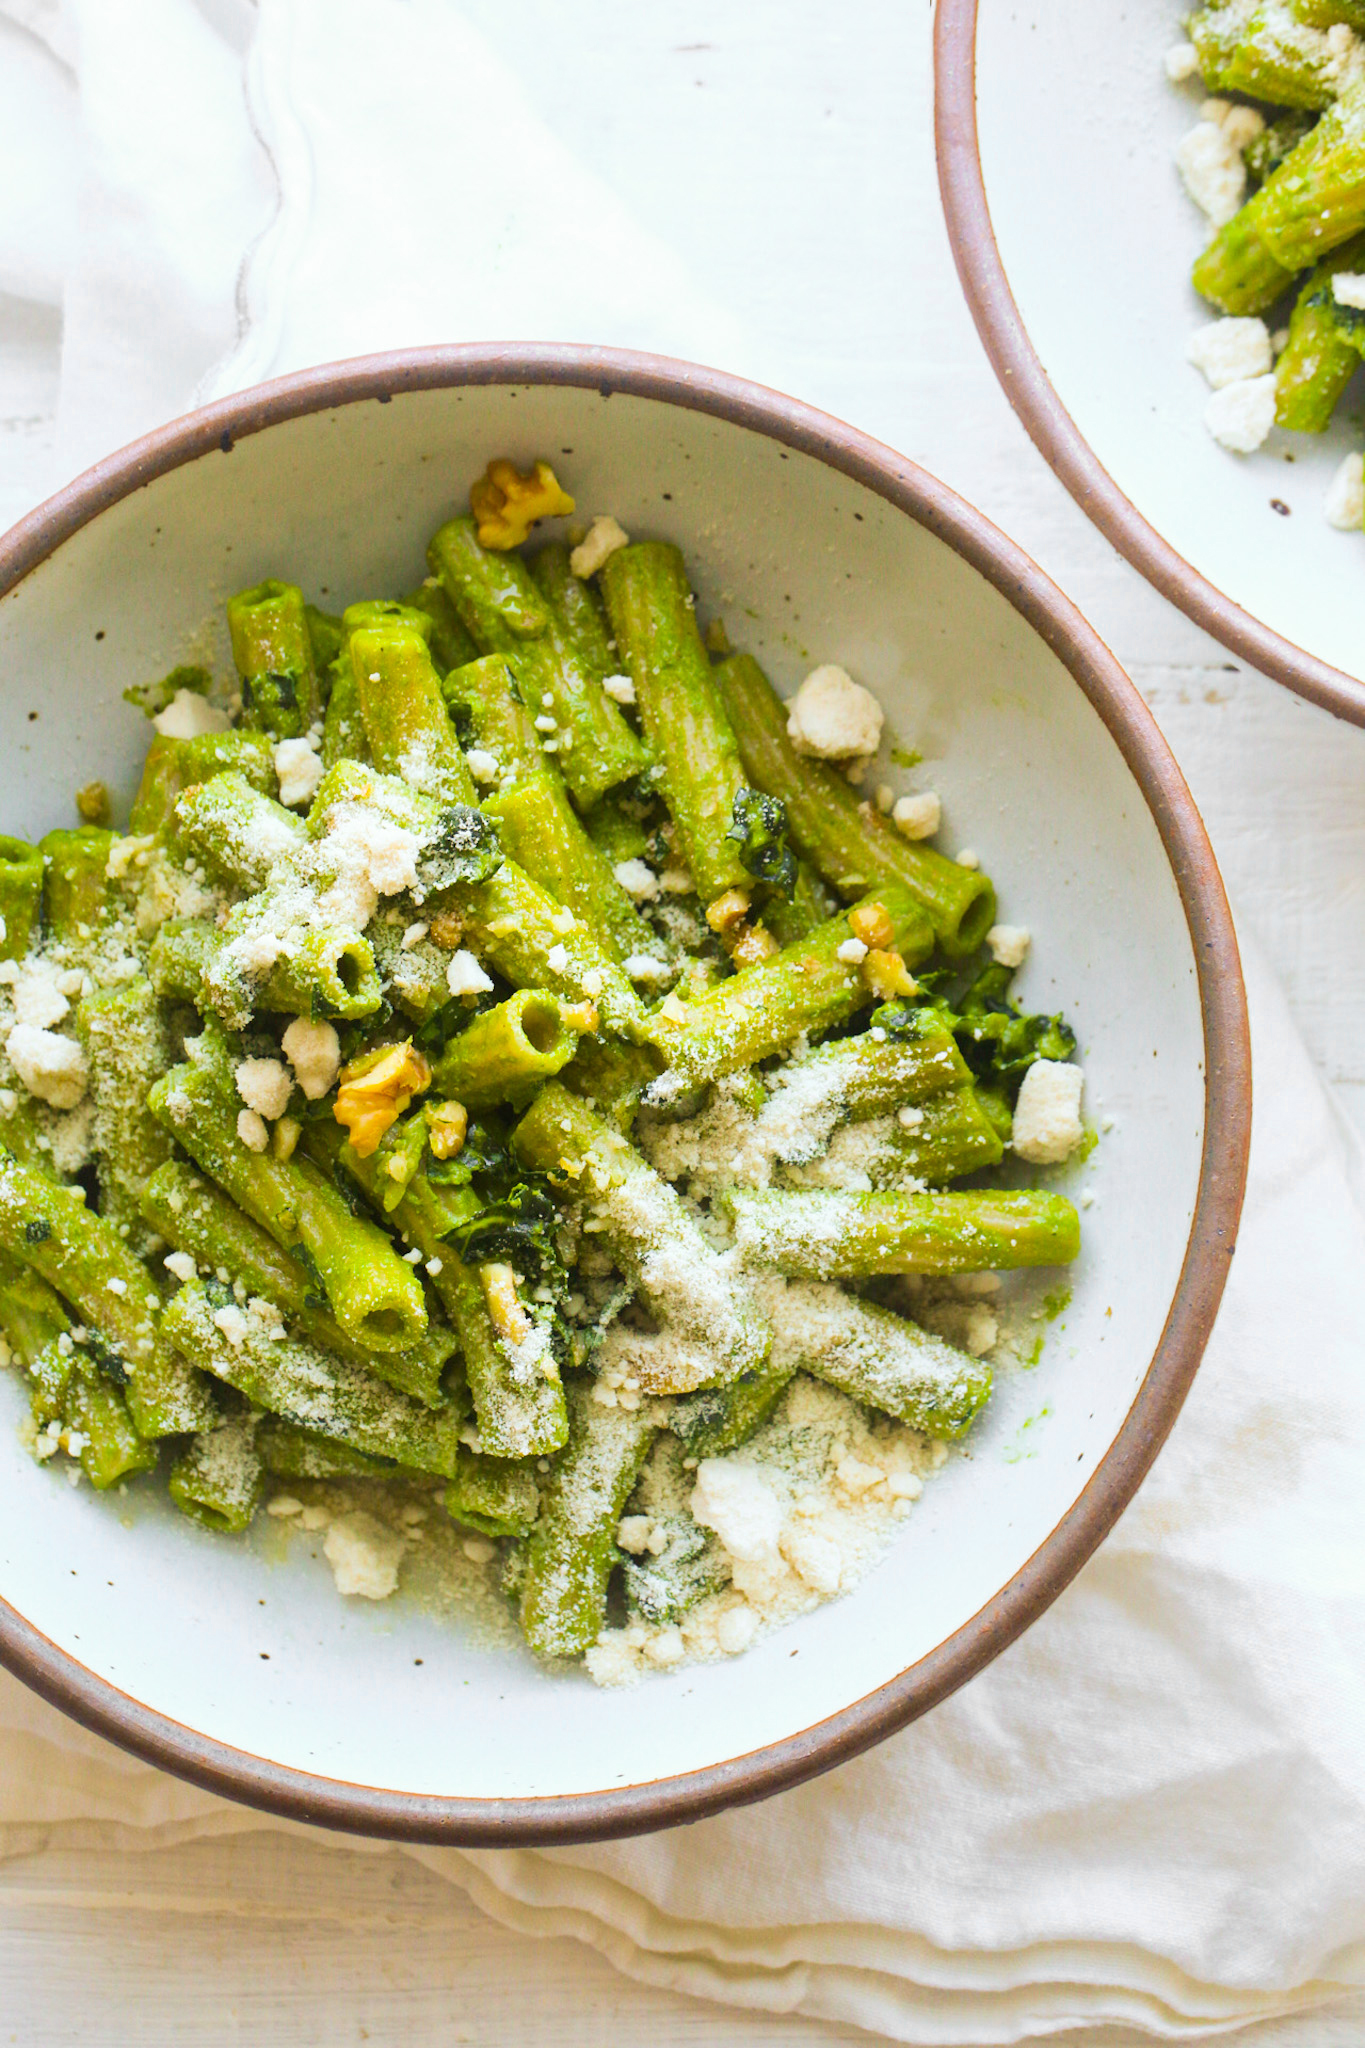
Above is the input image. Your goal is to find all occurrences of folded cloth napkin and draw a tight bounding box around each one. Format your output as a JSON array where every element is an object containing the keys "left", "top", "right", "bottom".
[{"left": 2, "top": 6, "right": 1365, "bottom": 2042}]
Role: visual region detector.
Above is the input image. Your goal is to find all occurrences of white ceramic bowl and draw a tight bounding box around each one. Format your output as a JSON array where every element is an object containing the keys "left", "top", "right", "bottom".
[
  {"left": 937, "top": 0, "right": 1365, "bottom": 725},
  {"left": 0, "top": 346, "right": 1249, "bottom": 1843}
]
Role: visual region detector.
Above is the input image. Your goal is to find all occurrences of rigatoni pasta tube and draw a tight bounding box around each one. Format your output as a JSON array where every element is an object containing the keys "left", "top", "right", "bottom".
[
  {"left": 428, "top": 516, "right": 648, "bottom": 807},
  {"left": 714, "top": 651, "right": 996, "bottom": 956},
  {"left": 147, "top": 1051, "right": 429, "bottom": 1354},
  {"left": 752, "top": 1273, "right": 991, "bottom": 1439},
  {"left": 645, "top": 884, "right": 934, "bottom": 1093},
  {"left": 600, "top": 541, "right": 751, "bottom": 904},
  {"left": 726, "top": 1187, "right": 1081, "bottom": 1277},
  {"left": 518, "top": 1379, "right": 662, "bottom": 1659},
  {"left": 0, "top": 1147, "right": 215, "bottom": 1436},
  {"left": 139, "top": 1161, "right": 456, "bottom": 1407},
  {"left": 161, "top": 1282, "right": 464, "bottom": 1478}
]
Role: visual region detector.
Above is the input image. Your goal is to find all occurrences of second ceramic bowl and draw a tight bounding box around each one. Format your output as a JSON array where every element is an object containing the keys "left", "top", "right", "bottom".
[{"left": 937, "top": 0, "right": 1365, "bottom": 725}]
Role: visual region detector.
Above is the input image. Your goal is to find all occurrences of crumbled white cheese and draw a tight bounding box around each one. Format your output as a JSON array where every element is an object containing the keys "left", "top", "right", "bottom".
[
  {"left": 613, "top": 857, "right": 658, "bottom": 901},
  {"left": 534, "top": 714, "right": 558, "bottom": 734},
  {"left": 1012, "top": 1059, "right": 1085, "bottom": 1164},
  {"left": 836, "top": 937, "right": 868, "bottom": 965},
  {"left": 602, "top": 673, "right": 636, "bottom": 705},
  {"left": 462, "top": 1536, "right": 496, "bottom": 1564},
  {"left": 581, "top": 967, "right": 604, "bottom": 997},
  {"left": 236, "top": 1107, "right": 269, "bottom": 1152},
  {"left": 892, "top": 791, "right": 940, "bottom": 840},
  {"left": 6, "top": 1025, "right": 87, "bottom": 1109},
  {"left": 323, "top": 1511, "right": 405, "bottom": 1599},
  {"left": 1186, "top": 316, "right": 1272, "bottom": 390},
  {"left": 781, "top": 1522, "right": 843, "bottom": 1594},
  {"left": 1334, "top": 272, "right": 1365, "bottom": 310},
  {"left": 1175, "top": 118, "right": 1247, "bottom": 226},
  {"left": 624, "top": 953, "right": 671, "bottom": 982},
  {"left": 401, "top": 922, "right": 429, "bottom": 950},
  {"left": 1325, "top": 451, "right": 1365, "bottom": 530},
  {"left": 234, "top": 1056, "right": 292, "bottom": 1120},
  {"left": 10, "top": 961, "right": 69, "bottom": 1031},
  {"left": 163, "top": 1250, "right": 198, "bottom": 1284},
  {"left": 715, "top": 1604, "right": 757, "bottom": 1654},
  {"left": 1218, "top": 103, "right": 1265, "bottom": 152},
  {"left": 570, "top": 515, "right": 630, "bottom": 578},
  {"left": 446, "top": 949, "right": 494, "bottom": 997},
  {"left": 1165, "top": 40, "right": 1200, "bottom": 81},
  {"left": 1204, "top": 374, "right": 1277, "bottom": 454},
  {"left": 643, "top": 1625, "right": 686, "bottom": 1667},
  {"left": 152, "top": 688, "right": 230, "bottom": 739},
  {"left": 617, "top": 1514, "right": 655, "bottom": 1555},
  {"left": 659, "top": 867, "right": 694, "bottom": 895},
  {"left": 785, "top": 664, "right": 884, "bottom": 761},
  {"left": 690, "top": 1457, "right": 783, "bottom": 1562},
  {"left": 272, "top": 736, "right": 324, "bottom": 808},
  {"left": 211, "top": 1303, "right": 250, "bottom": 1346},
  {"left": 955, "top": 847, "right": 980, "bottom": 869},
  {"left": 987, "top": 924, "right": 1031, "bottom": 968},
  {"left": 545, "top": 943, "right": 569, "bottom": 973},
  {"left": 281, "top": 1016, "right": 341, "bottom": 1100},
  {"left": 465, "top": 748, "right": 500, "bottom": 784}
]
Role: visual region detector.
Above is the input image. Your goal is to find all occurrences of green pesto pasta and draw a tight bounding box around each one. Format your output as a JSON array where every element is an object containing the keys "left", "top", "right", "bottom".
[{"left": 0, "top": 450, "right": 1090, "bottom": 1686}]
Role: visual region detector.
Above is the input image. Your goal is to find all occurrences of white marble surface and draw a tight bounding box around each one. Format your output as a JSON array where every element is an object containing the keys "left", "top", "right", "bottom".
[{"left": 0, "top": 3, "right": 1361, "bottom": 2041}]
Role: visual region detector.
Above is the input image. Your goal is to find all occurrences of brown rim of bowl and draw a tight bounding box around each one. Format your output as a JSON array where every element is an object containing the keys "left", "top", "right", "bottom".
[
  {"left": 0, "top": 342, "right": 1251, "bottom": 1846},
  {"left": 933, "top": 0, "right": 1365, "bottom": 730}
]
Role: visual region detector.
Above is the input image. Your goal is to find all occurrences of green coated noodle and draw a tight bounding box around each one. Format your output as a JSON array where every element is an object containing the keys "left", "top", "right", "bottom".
[
  {"left": 169, "top": 1412, "right": 265, "bottom": 1531},
  {"left": 518, "top": 1378, "right": 661, "bottom": 1659},
  {"left": 161, "top": 1281, "right": 466, "bottom": 1478},
  {"left": 726, "top": 1187, "right": 1081, "bottom": 1278}
]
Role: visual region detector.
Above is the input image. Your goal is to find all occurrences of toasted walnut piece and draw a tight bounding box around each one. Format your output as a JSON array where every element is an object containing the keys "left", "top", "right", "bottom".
[
  {"left": 428, "top": 910, "right": 465, "bottom": 949},
  {"left": 76, "top": 781, "right": 111, "bottom": 826},
  {"left": 849, "top": 900, "right": 894, "bottom": 949},
  {"left": 481, "top": 1262, "right": 534, "bottom": 1345},
  {"left": 470, "top": 459, "right": 575, "bottom": 550},
  {"left": 861, "top": 949, "right": 917, "bottom": 1001},
  {"left": 426, "top": 1099, "right": 468, "bottom": 1161},
  {"left": 333, "top": 1042, "right": 433, "bottom": 1159},
  {"left": 730, "top": 923, "right": 780, "bottom": 969},
  {"left": 705, "top": 887, "right": 751, "bottom": 935}
]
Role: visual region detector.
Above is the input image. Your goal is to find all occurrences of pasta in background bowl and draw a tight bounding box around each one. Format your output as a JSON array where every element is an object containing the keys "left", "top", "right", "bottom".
[{"left": 0, "top": 346, "right": 1247, "bottom": 1843}]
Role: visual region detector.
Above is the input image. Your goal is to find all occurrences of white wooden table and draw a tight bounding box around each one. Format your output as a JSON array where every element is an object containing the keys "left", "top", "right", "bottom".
[{"left": 1, "top": 3, "right": 1362, "bottom": 2040}]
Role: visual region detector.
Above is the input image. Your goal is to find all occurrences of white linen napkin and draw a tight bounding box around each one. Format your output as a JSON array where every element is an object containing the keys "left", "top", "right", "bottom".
[{"left": 2, "top": 6, "right": 1364, "bottom": 2041}]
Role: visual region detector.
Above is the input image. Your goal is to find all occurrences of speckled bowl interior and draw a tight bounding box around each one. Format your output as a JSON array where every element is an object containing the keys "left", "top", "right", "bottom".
[{"left": 0, "top": 352, "right": 1243, "bottom": 1840}]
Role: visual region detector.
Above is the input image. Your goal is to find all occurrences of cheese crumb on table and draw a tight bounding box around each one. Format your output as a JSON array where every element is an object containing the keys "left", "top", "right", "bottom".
[
  {"left": 1203, "top": 374, "right": 1277, "bottom": 454},
  {"left": 1325, "top": 452, "right": 1365, "bottom": 530},
  {"left": 785, "top": 664, "right": 884, "bottom": 761},
  {"left": 1187, "top": 317, "right": 1272, "bottom": 390},
  {"left": 151, "top": 688, "right": 230, "bottom": 740},
  {"left": 323, "top": 1512, "right": 405, "bottom": 1599},
  {"left": 569, "top": 514, "right": 630, "bottom": 579},
  {"left": 1012, "top": 1059, "right": 1085, "bottom": 1164},
  {"left": 987, "top": 923, "right": 1031, "bottom": 968},
  {"left": 281, "top": 1017, "right": 340, "bottom": 1100},
  {"left": 892, "top": 791, "right": 940, "bottom": 840}
]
